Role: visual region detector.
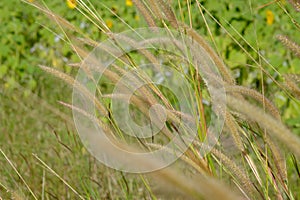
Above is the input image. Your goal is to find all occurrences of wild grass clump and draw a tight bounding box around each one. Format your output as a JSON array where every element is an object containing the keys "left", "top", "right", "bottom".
[
  {"left": 277, "top": 35, "right": 300, "bottom": 58},
  {"left": 2, "top": 0, "right": 299, "bottom": 199}
]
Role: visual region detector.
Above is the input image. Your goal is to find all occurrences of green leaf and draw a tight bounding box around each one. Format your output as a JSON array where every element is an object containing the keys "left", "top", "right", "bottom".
[
  {"left": 228, "top": 49, "right": 247, "bottom": 68},
  {"left": 269, "top": 54, "right": 283, "bottom": 68}
]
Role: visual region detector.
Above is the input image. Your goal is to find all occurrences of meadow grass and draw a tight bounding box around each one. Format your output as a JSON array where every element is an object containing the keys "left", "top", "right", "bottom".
[{"left": 1, "top": 0, "right": 300, "bottom": 199}]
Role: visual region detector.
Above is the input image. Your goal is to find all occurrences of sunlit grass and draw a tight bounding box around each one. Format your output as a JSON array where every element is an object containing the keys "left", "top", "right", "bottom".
[{"left": 1, "top": 0, "right": 300, "bottom": 199}]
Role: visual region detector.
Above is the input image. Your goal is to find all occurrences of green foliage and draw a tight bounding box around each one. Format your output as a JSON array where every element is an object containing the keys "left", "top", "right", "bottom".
[{"left": 0, "top": 0, "right": 141, "bottom": 93}]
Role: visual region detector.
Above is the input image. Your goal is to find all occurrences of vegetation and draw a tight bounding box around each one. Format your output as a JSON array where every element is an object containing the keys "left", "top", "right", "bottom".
[{"left": 1, "top": 0, "right": 300, "bottom": 199}]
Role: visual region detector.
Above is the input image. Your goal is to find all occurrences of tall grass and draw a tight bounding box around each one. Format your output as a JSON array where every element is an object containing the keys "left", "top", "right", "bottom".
[{"left": 1, "top": 0, "right": 300, "bottom": 199}]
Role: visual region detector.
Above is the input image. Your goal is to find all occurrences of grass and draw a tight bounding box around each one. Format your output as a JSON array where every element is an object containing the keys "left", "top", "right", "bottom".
[
  {"left": 1, "top": 0, "right": 300, "bottom": 199},
  {"left": 0, "top": 76, "right": 148, "bottom": 199}
]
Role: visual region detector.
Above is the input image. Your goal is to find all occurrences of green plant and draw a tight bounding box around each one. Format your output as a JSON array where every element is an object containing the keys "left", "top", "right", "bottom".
[{"left": 1, "top": 0, "right": 300, "bottom": 199}]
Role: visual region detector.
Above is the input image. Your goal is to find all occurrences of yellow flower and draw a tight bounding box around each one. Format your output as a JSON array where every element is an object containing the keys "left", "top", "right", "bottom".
[
  {"left": 126, "top": 0, "right": 133, "bottom": 7},
  {"left": 66, "top": 0, "right": 77, "bottom": 9},
  {"left": 266, "top": 10, "right": 274, "bottom": 25},
  {"left": 105, "top": 20, "right": 113, "bottom": 29},
  {"left": 135, "top": 15, "right": 140, "bottom": 21}
]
